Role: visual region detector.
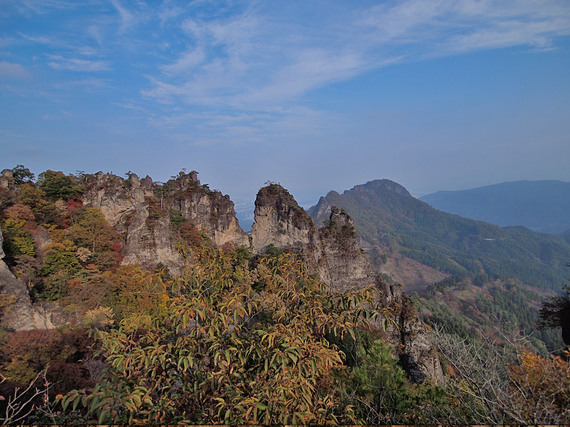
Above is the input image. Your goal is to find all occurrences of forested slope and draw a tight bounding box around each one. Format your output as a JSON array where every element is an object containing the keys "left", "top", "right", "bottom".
[
  {"left": 309, "top": 179, "right": 570, "bottom": 292},
  {"left": 309, "top": 179, "right": 570, "bottom": 353}
]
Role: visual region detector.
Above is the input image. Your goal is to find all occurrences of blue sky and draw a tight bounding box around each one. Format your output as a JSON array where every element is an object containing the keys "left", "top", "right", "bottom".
[{"left": 1, "top": 0, "right": 570, "bottom": 212}]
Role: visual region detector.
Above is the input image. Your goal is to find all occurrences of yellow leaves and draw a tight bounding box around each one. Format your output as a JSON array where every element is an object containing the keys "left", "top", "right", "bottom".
[
  {"left": 510, "top": 349, "right": 570, "bottom": 388},
  {"left": 83, "top": 306, "right": 115, "bottom": 328},
  {"left": 120, "top": 313, "right": 152, "bottom": 332},
  {"left": 44, "top": 239, "right": 77, "bottom": 255},
  {"left": 508, "top": 349, "right": 570, "bottom": 422}
]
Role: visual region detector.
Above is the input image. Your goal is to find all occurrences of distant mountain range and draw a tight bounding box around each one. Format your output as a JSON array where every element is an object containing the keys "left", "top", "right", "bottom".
[
  {"left": 420, "top": 180, "right": 570, "bottom": 234},
  {"left": 308, "top": 179, "right": 570, "bottom": 353},
  {"left": 308, "top": 179, "right": 570, "bottom": 292}
]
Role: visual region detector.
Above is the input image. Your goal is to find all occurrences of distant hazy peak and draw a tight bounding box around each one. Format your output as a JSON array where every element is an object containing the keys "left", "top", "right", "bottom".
[
  {"left": 420, "top": 180, "right": 570, "bottom": 234},
  {"left": 350, "top": 179, "right": 411, "bottom": 197}
]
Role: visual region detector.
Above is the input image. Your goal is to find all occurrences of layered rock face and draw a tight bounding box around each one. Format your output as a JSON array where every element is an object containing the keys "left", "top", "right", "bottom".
[
  {"left": 83, "top": 172, "right": 249, "bottom": 271},
  {"left": 251, "top": 184, "right": 315, "bottom": 252},
  {"left": 164, "top": 173, "right": 249, "bottom": 248},
  {"left": 83, "top": 172, "right": 173, "bottom": 270},
  {"left": 316, "top": 207, "right": 377, "bottom": 292},
  {"left": 0, "top": 227, "right": 63, "bottom": 331},
  {"left": 250, "top": 184, "right": 443, "bottom": 383}
]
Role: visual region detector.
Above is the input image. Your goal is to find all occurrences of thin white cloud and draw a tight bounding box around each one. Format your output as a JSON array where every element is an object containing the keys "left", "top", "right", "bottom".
[
  {"left": 18, "top": 32, "right": 59, "bottom": 46},
  {"left": 110, "top": 0, "right": 149, "bottom": 34},
  {"left": 361, "top": 0, "right": 570, "bottom": 54},
  {"left": 361, "top": 0, "right": 448, "bottom": 41},
  {"left": 18, "top": 31, "right": 100, "bottom": 57},
  {"left": 159, "top": 5, "right": 185, "bottom": 25},
  {"left": 15, "top": 0, "right": 81, "bottom": 14},
  {"left": 110, "top": 0, "right": 135, "bottom": 32},
  {"left": 87, "top": 24, "right": 105, "bottom": 47},
  {"left": 55, "top": 78, "right": 112, "bottom": 90},
  {"left": 241, "top": 49, "right": 366, "bottom": 105},
  {"left": 161, "top": 48, "right": 205, "bottom": 75},
  {"left": 77, "top": 46, "right": 99, "bottom": 56},
  {"left": 148, "top": 104, "right": 343, "bottom": 148},
  {"left": 142, "top": 0, "right": 570, "bottom": 113},
  {"left": 47, "top": 55, "right": 110, "bottom": 72}
]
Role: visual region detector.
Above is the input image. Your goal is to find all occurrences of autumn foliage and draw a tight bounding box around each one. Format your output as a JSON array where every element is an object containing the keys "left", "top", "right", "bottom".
[
  {"left": 62, "top": 247, "right": 385, "bottom": 424},
  {"left": 508, "top": 350, "right": 570, "bottom": 423}
]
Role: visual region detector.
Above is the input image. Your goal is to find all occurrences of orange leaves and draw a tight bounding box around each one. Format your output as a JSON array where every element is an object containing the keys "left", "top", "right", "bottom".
[
  {"left": 508, "top": 349, "right": 570, "bottom": 423},
  {"left": 5, "top": 203, "right": 36, "bottom": 222}
]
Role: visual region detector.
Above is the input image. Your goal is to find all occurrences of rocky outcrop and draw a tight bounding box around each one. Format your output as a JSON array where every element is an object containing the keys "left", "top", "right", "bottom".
[
  {"left": 83, "top": 171, "right": 249, "bottom": 272},
  {"left": 0, "top": 169, "right": 13, "bottom": 189},
  {"left": 251, "top": 184, "right": 315, "bottom": 252},
  {"left": 316, "top": 207, "right": 376, "bottom": 292},
  {"left": 83, "top": 172, "right": 183, "bottom": 271},
  {"left": 164, "top": 173, "right": 249, "bottom": 248},
  {"left": 0, "top": 227, "right": 64, "bottom": 331},
  {"left": 384, "top": 293, "right": 444, "bottom": 383},
  {"left": 251, "top": 184, "right": 444, "bottom": 383}
]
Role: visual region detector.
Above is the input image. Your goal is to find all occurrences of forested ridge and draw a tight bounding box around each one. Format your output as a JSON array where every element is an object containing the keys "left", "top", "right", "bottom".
[
  {"left": 309, "top": 179, "right": 570, "bottom": 354},
  {"left": 1, "top": 167, "right": 569, "bottom": 424},
  {"left": 310, "top": 179, "right": 570, "bottom": 292}
]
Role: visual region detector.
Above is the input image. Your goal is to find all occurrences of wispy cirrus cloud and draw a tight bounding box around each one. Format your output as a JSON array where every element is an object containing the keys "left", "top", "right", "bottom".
[
  {"left": 109, "top": 0, "right": 152, "bottom": 34},
  {"left": 140, "top": 0, "right": 570, "bottom": 114},
  {"left": 54, "top": 78, "right": 112, "bottom": 92},
  {"left": 360, "top": 0, "right": 570, "bottom": 54},
  {"left": 148, "top": 104, "right": 341, "bottom": 147},
  {"left": 47, "top": 55, "right": 110, "bottom": 72},
  {"left": 12, "top": 0, "right": 83, "bottom": 14},
  {"left": 161, "top": 48, "right": 206, "bottom": 76},
  {"left": 18, "top": 32, "right": 61, "bottom": 46}
]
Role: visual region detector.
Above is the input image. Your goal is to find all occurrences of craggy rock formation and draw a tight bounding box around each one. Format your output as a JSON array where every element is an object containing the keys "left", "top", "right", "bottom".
[
  {"left": 163, "top": 172, "right": 249, "bottom": 248},
  {"left": 0, "top": 227, "right": 63, "bottom": 331},
  {"left": 316, "top": 207, "right": 377, "bottom": 292},
  {"left": 83, "top": 172, "right": 182, "bottom": 271},
  {"left": 1, "top": 172, "right": 442, "bottom": 382},
  {"left": 251, "top": 184, "right": 443, "bottom": 383},
  {"left": 251, "top": 184, "right": 315, "bottom": 252},
  {"left": 0, "top": 169, "right": 12, "bottom": 189},
  {"left": 83, "top": 171, "right": 249, "bottom": 272},
  {"left": 383, "top": 291, "right": 445, "bottom": 383}
]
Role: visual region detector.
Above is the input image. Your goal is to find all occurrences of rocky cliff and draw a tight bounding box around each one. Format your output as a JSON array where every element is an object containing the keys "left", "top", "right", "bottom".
[
  {"left": 250, "top": 187, "right": 378, "bottom": 291},
  {"left": 251, "top": 184, "right": 443, "bottom": 383},
  {"left": 0, "top": 226, "right": 63, "bottom": 331},
  {"left": 83, "top": 171, "right": 249, "bottom": 272},
  {"left": 316, "top": 207, "right": 377, "bottom": 293},
  {"left": 251, "top": 184, "right": 315, "bottom": 252}
]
